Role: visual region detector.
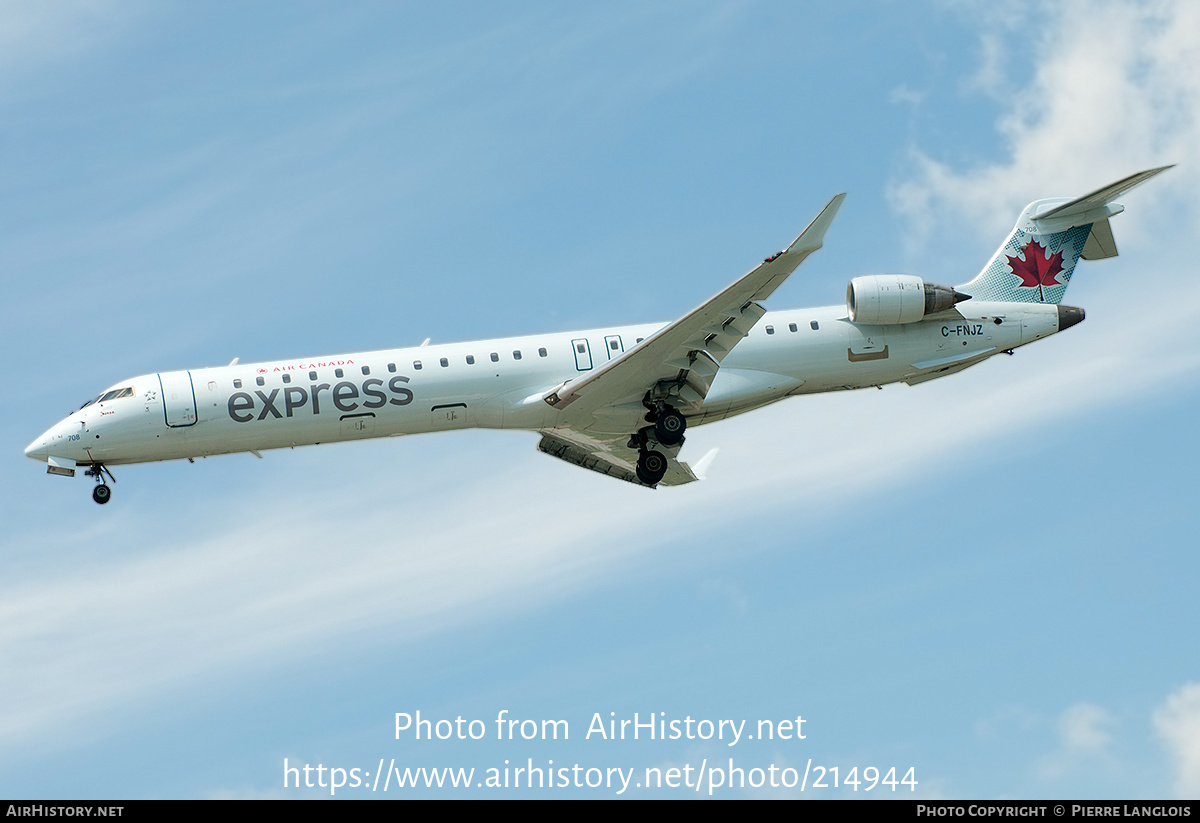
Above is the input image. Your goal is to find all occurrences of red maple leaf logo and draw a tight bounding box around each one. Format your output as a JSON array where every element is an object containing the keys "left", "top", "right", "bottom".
[{"left": 1007, "top": 240, "right": 1064, "bottom": 302}]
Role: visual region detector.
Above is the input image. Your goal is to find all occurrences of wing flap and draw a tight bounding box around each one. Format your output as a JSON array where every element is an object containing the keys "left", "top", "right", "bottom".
[
  {"left": 537, "top": 431, "right": 703, "bottom": 487},
  {"left": 537, "top": 433, "right": 641, "bottom": 485}
]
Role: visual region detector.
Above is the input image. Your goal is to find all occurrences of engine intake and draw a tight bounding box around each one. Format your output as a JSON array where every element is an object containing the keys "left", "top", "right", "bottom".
[{"left": 847, "top": 275, "right": 970, "bottom": 325}]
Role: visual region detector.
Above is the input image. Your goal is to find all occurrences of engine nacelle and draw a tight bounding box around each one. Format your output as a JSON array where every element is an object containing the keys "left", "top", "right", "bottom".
[{"left": 846, "top": 274, "right": 969, "bottom": 324}]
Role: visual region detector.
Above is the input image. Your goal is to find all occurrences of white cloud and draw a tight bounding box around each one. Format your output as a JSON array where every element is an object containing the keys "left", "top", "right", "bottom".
[
  {"left": 4, "top": 2, "right": 1199, "bottom": 782},
  {"left": 1036, "top": 702, "right": 1116, "bottom": 780},
  {"left": 1152, "top": 683, "right": 1200, "bottom": 798},
  {"left": 891, "top": 0, "right": 1200, "bottom": 250},
  {"left": 1059, "top": 703, "right": 1114, "bottom": 755},
  {"left": 959, "top": 29, "right": 1008, "bottom": 100},
  {"left": 890, "top": 85, "right": 926, "bottom": 108},
  {"left": 0, "top": 1, "right": 135, "bottom": 83}
]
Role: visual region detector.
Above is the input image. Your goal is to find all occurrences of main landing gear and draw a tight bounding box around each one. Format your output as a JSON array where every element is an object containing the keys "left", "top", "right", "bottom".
[
  {"left": 636, "top": 450, "right": 668, "bottom": 486},
  {"left": 633, "top": 400, "right": 688, "bottom": 486},
  {"left": 653, "top": 407, "right": 686, "bottom": 447},
  {"left": 84, "top": 464, "right": 115, "bottom": 505}
]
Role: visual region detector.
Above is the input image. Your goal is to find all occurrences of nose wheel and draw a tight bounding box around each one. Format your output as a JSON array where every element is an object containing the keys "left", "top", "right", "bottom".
[{"left": 84, "top": 463, "right": 115, "bottom": 504}]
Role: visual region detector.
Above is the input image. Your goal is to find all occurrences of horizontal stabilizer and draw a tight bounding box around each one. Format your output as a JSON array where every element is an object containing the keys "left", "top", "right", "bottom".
[{"left": 1035, "top": 165, "right": 1172, "bottom": 223}]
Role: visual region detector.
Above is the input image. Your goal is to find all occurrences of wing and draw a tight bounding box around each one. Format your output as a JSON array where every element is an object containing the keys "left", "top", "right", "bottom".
[
  {"left": 544, "top": 194, "right": 844, "bottom": 416},
  {"left": 537, "top": 430, "right": 715, "bottom": 487}
]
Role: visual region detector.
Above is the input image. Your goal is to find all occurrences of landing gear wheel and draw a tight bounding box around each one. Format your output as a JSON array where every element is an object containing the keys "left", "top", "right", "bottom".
[
  {"left": 654, "top": 408, "right": 686, "bottom": 446},
  {"left": 85, "top": 463, "right": 115, "bottom": 504},
  {"left": 636, "top": 450, "right": 668, "bottom": 486}
]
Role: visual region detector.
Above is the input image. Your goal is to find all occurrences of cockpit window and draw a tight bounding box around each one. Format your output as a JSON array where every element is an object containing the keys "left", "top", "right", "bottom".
[
  {"left": 98, "top": 387, "right": 134, "bottom": 403},
  {"left": 79, "top": 386, "right": 133, "bottom": 410}
]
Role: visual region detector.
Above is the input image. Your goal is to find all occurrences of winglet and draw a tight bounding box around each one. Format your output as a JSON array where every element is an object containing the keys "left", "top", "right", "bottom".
[
  {"left": 750, "top": 193, "right": 845, "bottom": 302},
  {"left": 788, "top": 193, "right": 846, "bottom": 254},
  {"left": 1034, "top": 166, "right": 1172, "bottom": 222},
  {"left": 689, "top": 448, "right": 719, "bottom": 481}
]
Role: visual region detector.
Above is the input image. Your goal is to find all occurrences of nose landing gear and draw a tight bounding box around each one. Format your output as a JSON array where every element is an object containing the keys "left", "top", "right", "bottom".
[{"left": 84, "top": 464, "right": 115, "bottom": 505}]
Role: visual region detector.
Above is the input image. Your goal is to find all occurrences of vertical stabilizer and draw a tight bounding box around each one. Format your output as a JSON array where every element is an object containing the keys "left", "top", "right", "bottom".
[{"left": 958, "top": 166, "right": 1170, "bottom": 304}]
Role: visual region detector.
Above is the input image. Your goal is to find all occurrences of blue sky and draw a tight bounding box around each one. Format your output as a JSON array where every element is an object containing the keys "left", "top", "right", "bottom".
[{"left": 2, "top": 0, "right": 1198, "bottom": 799}]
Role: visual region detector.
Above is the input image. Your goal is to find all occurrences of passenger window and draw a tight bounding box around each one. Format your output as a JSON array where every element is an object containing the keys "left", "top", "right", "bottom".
[
  {"left": 234, "top": 379, "right": 242, "bottom": 389},
  {"left": 414, "top": 361, "right": 423, "bottom": 370},
  {"left": 789, "top": 323, "right": 798, "bottom": 332},
  {"left": 440, "top": 358, "right": 449, "bottom": 368},
  {"left": 538, "top": 347, "right": 548, "bottom": 357},
  {"left": 576, "top": 343, "right": 586, "bottom": 354},
  {"left": 256, "top": 376, "right": 265, "bottom": 386},
  {"left": 810, "top": 320, "right": 819, "bottom": 330},
  {"left": 513, "top": 350, "right": 522, "bottom": 360},
  {"left": 362, "top": 366, "right": 370, "bottom": 376},
  {"left": 335, "top": 368, "right": 344, "bottom": 378},
  {"left": 309, "top": 371, "right": 317, "bottom": 380},
  {"left": 766, "top": 325, "right": 774, "bottom": 335},
  {"left": 490, "top": 352, "right": 499, "bottom": 362},
  {"left": 388, "top": 363, "right": 396, "bottom": 373},
  {"left": 466, "top": 355, "right": 475, "bottom": 365},
  {"left": 282, "top": 374, "right": 291, "bottom": 383}
]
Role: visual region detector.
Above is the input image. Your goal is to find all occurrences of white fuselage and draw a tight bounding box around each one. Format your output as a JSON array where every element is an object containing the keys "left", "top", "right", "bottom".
[{"left": 26, "top": 300, "right": 1061, "bottom": 468}]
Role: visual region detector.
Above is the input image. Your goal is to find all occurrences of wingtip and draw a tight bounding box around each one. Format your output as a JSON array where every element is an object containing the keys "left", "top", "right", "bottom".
[
  {"left": 789, "top": 192, "right": 846, "bottom": 253},
  {"left": 691, "top": 447, "right": 719, "bottom": 480}
]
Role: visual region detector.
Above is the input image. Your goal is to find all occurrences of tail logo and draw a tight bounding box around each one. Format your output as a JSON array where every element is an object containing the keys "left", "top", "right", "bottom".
[{"left": 1007, "top": 239, "right": 1065, "bottom": 303}]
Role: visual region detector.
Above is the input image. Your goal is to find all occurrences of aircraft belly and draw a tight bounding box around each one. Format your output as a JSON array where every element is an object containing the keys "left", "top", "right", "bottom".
[{"left": 703, "top": 368, "right": 804, "bottom": 410}]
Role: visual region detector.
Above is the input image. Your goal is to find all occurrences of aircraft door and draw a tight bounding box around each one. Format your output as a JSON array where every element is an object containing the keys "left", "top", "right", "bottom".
[
  {"left": 604, "top": 335, "right": 624, "bottom": 360},
  {"left": 158, "top": 371, "right": 198, "bottom": 427},
  {"left": 572, "top": 338, "right": 593, "bottom": 371}
]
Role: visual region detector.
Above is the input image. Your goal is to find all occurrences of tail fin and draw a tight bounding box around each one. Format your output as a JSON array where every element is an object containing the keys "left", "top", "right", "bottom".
[{"left": 959, "top": 166, "right": 1171, "bottom": 304}]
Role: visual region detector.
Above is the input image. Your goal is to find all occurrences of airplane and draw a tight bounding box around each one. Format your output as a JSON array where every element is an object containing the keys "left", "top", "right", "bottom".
[{"left": 25, "top": 167, "right": 1170, "bottom": 504}]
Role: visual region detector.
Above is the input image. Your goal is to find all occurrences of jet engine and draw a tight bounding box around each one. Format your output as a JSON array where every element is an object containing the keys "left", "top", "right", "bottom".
[{"left": 846, "top": 274, "right": 970, "bottom": 325}]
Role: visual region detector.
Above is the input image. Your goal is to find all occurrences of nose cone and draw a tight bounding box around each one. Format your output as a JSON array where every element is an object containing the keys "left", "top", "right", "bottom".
[
  {"left": 25, "top": 432, "right": 50, "bottom": 461},
  {"left": 26, "top": 417, "right": 75, "bottom": 461}
]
